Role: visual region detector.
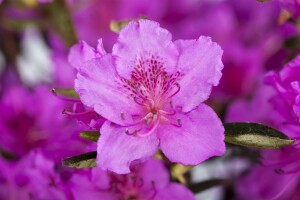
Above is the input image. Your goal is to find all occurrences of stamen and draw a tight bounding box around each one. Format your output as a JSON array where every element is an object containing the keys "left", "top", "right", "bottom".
[
  {"left": 169, "top": 101, "right": 173, "bottom": 108},
  {"left": 120, "top": 113, "right": 125, "bottom": 120},
  {"left": 159, "top": 109, "right": 176, "bottom": 116},
  {"left": 149, "top": 181, "right": 157, "bottom": 200},
  {"left": 168, "top": 83, "right": 181, "bottom": 98},
  {"left": 137, "top": 178, "right": 144, "bottom": 188},
  {"left": 125, "top": 128, "right": 138, "bottom": 136},
  {"left": 62, "top": 109, "right": 95, "bottom": 116},
  {"left": 177, "top": 118, "right": 182, "bottom": 127},
  {"left": 137, "top": 115, "right": 160, "bottom": 137},
  {"left": 276, "top": 165, "right": 300, "bottom": 174},
  {"left": 134, "top": 96, "right": 146, "bottom": 106}
]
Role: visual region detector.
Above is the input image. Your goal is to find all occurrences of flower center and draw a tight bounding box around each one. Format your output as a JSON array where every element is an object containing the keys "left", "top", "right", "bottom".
[
  {"left": 119, "top": 56, "right": 183, "bottom": 136},
  {"left": 111, "top": 174, "right": 156, "bottom": 200}
]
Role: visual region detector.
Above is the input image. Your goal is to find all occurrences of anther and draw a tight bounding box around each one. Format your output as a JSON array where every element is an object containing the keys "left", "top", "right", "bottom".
[
  {"left": 169, "top": 101, "right": 173, "bottom": 108},
  {"left": 125, "top": 128, "right": 139, "bottom": 136},
  {"left": 177, "top": 118, "right": 182, "bottom": 127},
  {"left": 120, "top": 113, "right": 125, "bottom": 120}
]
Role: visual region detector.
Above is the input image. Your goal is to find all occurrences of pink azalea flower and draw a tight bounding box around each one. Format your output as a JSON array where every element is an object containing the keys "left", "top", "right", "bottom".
[
  {"left": 266, "top": 55, "right": 300, "bottom": 125},
  {"left": 226, "top": 56, "right": 300, "bottom": 199},
  {"left": 236, "top": 158, "right": 298, "bottom": 200},
  {"left": 0, "top": 85, "right": 86, "bottom": 161},
  {"left": 66, "top": 39, "right": 107, "bottom": 130},
  {"left": 0, "top": 150, "right": 67, "bottom": 200},
  {"left": 70, "top": 19, "right": 225, "bottom": 174},
  {"left": 69, "top": 158, "right": 195, "bottom": 200}
]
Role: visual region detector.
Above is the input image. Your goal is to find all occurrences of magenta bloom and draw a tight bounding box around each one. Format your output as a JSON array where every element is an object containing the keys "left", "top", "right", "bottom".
[
  {"left": 0, "top": 85, "right": 86, "bottom": 161},
  {"left": 70, "top": 20, "right": 225, "bottom": 173},
  {"left": 226, "top": 57, "right": 300, "bottom": 199},
  {"left": 266, "top": 55, "right": 300, "bottom": 125},
  {"left": 0, "top": 151, "right": 67, "bottom": 200},
  {"left": 67, "top": 39, "right": 107, "bottom": 130},
  {"left": 69, "top": 158, "right": 195, "bottom": 200}
]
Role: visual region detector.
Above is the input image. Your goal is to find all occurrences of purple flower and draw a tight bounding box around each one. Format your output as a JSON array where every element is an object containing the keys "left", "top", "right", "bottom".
[
  {"left": 266, "top": 55, "right": 300, "bottom": 125},
  {"left": 67, "top": 40, "right": 107, "bottom": 130},
  {"left": 69, "top": 158, "right": 195, "bottom": 200},
  {"left": 70, "top": 19, "right": 225, "bottom": 174},
  {"left": 226, "top": 56, "right": 300, "bottom": 199},
  {"left": 0, "top": 150, "right": 67, "bottom": 200},
  {"left": 236, "top": 155, "right": 298, "bottom": 200},
  {"left": 0, "top": 85, "right": 86, "bottom": 161}
]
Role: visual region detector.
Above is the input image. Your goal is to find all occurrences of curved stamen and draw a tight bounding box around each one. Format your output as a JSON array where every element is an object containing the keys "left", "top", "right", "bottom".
[
  {"left": 149, "top": 181, "right": 157, "bottom": 200},
  {"left": 62, "top": 109, "right": 95, "bottom": 116},
  {"left": 136, "top": 178, "right": 144, "bottom": 188},
  {"left": 275, "top": 164, "right": 300, "bottom": 174},
  {"left": 125, "top": 128, "right": 141, "bottom": 136},
  {"left": 159, "top": 109, "right": 176, "bottom": 116},
  {"left": 119, "top": 113, "right": 154, "bottom": 128},
  {"left": 168, "top": 83, "right": 181, "bottom": 98},
  {"left": 137, "top": 115, "right": 160, "bottom": 137}
]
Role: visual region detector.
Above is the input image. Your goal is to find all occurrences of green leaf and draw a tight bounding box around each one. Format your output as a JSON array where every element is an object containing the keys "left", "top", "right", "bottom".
[
  {"left": 189, "top": 179, "right": 229, "bottom": 194},
  {"left": 44, "top": 0, "right": 78, "bottom": 47},
  {"left": 80, "top": 131, "right": 100, "bottom": 142},
  {"left": 284, "top": 36, "right": 300, "bottom": 49},
  {"left": 110, "top": 16, "right": 147, "bottom": 33},
  {"left": 110, "top": 19, "right": 130, "bottom": 33},
  {"left": 224, "top": 123, "right": 295, "bottom": 149},
  {"left": 51, "top": 88, "right": 80, "bottom": 99},
  {"left": 62, "top": 151, "right": 97, "bottom": 169},
  {"left": 0, "top": 148, "right": 18, "bottom": 161}
]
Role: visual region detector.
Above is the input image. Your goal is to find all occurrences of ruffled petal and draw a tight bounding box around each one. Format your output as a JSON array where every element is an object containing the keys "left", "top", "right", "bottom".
[
  {"left": 68, "top": 40, "right": 106, "bottom": 70},
  {"left": 112, "top": 19, "right": 178, "bottom": 79},
  {"left": 154, "top": 183, "right": 196, "bottom": 200},
  {"left": 75, "top": 54, "right": 143, "bottom": 125},
  {"left": 158, "top": 104, "right": 225, "bottom": 165},
  {"left": 97, "top": 121, "right": 159, "bottom": 174},
  {"left": 173, "top": 37, "right": 223, "bottom": 112}
]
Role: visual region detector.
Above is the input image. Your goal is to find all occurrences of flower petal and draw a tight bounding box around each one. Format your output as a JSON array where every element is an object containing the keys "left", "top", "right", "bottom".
[
  {"left": 75, "top": 54, "right": 143, "bottom": 125},
  {"left": 137, "top": 159, "right": 169, "bottom": 191},
  {"left": 154, "top": 183, "right": 196, "bottom": 200},
  {"left": 173, "top": 37, "right": 223, "bottom": 112},
  {"left": 68, "top": 40, "right": 106, "bottom": 70},
  {"left": 97, "top": 121, "right": 159, "bottom": 174},
  {"left": 158, "top": 104, "right": 225, "bottom": 165},
  {"left": 112, "top": 19, "right": 178, "bottom": 79},
  {"left": 70, "top": 173, "right": 115, "bottom": 200}
]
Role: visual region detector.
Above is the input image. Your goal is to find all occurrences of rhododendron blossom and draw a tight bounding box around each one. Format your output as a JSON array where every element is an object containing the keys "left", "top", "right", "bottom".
[
  {"left": 69, "top": 159, "right": 195, "bottom": 200},
  {"left": 70, "top": 19, "right": 225, "bottom": 174}
]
